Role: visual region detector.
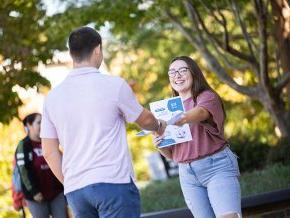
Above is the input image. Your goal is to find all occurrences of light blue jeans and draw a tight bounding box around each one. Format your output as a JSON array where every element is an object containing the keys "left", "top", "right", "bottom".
[
  {"left": 26, "top": 192, "right": 67, "bottom": 218},
  {"left": 178, "top": 147, "right": 241, "bottom": 218}
]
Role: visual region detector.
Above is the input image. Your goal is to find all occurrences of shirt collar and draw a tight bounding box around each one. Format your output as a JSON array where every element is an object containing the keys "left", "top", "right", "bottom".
[{"left": 67, "top": 67, "right": 100, "bottom": 77}]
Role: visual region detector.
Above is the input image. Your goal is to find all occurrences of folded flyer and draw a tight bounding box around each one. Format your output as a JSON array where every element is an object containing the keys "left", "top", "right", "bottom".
[{"left": 136, "top": 97, "right": 192, "bottom": 148}]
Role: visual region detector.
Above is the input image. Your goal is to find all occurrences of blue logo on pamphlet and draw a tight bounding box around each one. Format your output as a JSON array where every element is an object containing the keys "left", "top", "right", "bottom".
[
  {"left": 158, "top": 138, "right": 176, "bottom": 148},
  {"left": 155, "top": 107, "right": 166, "bottom": 113},
  {"left": 167, "top": 98, "right": 183, "bottom": 112}
]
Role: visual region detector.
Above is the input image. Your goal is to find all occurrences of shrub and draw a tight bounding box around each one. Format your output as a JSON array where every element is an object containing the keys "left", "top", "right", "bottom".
[
  {"left": 229, "top": 139, "right": 270, "bottom": 172},
  {"left": 140, "top": 164, "right": 290, "bottom": 213},
  {"left": 267, "top": 137, "right": 290, "bottom": 166}
]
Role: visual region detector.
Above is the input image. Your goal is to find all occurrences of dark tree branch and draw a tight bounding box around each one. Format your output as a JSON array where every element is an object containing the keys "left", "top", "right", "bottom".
[
  {"left": 209, "top": 32, "right": 259, "bottom": 41},
  {"left": 182, "top": 1, "right": 207, "bottom": 44},
  {"left": 212, "top": 47, "right": 252, "bottom": 71},
  {"left": 187, "top": 0, "right": 259, "bottom": 68},
  {"left": 2, "top": 65, "right": 9, "bottom": 74},
  {"left": 197, "top": 0, "right": 224, "bottom": 25},
  {"left": 229, "top": 0, "right": 257, "bottom": 57},
  {"left": 254, "top": 0, "right": 271, "bottom": 89},
  {"left": 276, "top": 72, "right": 290, "bottom": 90},
  {"left": 163, "top": 9, "right": 199, "bottom": 48},
  {"left": 184, "top": 1, "right": 251, "bottom": 71},
  {"left": 165, "top": 4, "right": 260, "bottom": 97}
]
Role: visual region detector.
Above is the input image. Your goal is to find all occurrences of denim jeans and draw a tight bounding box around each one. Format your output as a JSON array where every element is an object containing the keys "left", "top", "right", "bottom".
[
  {"left": 178, "top": 147, "right": 241, "bottom": 218},
  {"left": 66, "top": 179, "right": 140, "bottom": 218},
  {"left": 26, "top": 192, "right": 67, "bottom": 218}
]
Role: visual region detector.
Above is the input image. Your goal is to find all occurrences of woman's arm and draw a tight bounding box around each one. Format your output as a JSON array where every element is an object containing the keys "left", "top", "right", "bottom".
[{"left": 175, "top": 106, "right": 210, "bottom": 126}]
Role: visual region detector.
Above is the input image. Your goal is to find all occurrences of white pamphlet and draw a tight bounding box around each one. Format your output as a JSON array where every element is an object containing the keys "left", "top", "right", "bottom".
[
  {"left": 150, "top": 96, "right": 192, "bottom": 147},
  {"left": 136, "top": 97, "right": 192, "bottom": 148}
]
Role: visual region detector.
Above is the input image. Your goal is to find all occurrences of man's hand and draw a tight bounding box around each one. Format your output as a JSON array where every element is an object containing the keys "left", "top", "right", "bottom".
[
  {"left": 152, "top": 133, "right": 164, "bottom": 147},
  {"left": 156, "top": 119, "right": 167, "bottom": 135}
]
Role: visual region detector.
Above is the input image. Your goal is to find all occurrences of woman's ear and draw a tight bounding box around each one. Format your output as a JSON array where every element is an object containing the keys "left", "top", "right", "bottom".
[{"left": 24, "top": 126, "right": 29, "bottom": 133}]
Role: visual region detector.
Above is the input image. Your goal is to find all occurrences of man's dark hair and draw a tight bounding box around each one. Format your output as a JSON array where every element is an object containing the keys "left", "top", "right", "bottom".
[{"left": 68, "top": 26, "right": 102, "bottom": 62}]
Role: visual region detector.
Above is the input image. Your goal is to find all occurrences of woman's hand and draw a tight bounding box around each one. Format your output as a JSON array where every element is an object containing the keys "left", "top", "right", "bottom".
[
  {"left": 174, "top": 113, "right": 187, "bottom": 126},
  {"left": 152, "top": 133, "right": 164, "bottom": 147},
  {"left": 152, "top": 133, "right": 173, "bottom": 159},
  {"left": 174, "top": 107, "right": 210, "bottom": 126},
  {"left": 33, "top": 192, "right": 44, "bottom": 202}
]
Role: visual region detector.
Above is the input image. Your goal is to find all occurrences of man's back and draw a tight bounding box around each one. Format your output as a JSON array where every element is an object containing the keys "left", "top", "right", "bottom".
[
  {"left": 41, "top": 67, "right": 143, "bottom": 194},
  {"left": 40, "top": 27, "right": 167, "bottom": 218}
]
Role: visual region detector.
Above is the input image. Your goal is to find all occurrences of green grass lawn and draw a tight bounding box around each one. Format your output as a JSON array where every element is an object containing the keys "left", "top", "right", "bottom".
[{"left": 140, "top": 164, "right": 290, "bottom": 213}]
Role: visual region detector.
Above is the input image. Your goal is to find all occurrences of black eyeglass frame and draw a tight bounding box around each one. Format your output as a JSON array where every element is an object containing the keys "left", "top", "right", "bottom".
[{"left": 168, "top": 67, "right": 190, "bottom": 78}]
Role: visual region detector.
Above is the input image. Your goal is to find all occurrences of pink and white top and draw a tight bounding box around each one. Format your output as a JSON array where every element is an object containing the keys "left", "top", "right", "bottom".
[{"left": 40, "top": 67, "right": 143, "bottom": 194}]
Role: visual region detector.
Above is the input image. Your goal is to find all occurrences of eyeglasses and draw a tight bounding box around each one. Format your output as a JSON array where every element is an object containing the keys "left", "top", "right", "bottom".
[{"left": 168, "top": 67, "right": 189, "bottom": 78}]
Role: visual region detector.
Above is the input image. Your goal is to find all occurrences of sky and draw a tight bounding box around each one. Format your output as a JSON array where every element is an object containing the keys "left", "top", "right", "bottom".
[{"left": 43, "top": 0, "right": 67, "bottom": 16}]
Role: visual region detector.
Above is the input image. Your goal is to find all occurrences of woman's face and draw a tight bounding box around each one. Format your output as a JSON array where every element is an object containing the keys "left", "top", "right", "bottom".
[
  {"left": 168, "top": 60, "right": 193, "bottom": 97},
  {"left": 27, "top": 115, "right": 41, "bottom": 137}
]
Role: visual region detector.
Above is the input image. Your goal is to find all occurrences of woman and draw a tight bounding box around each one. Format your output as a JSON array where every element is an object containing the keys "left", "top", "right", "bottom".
[
  {"left": 154, "top": 56, "right": 241, "bottom": 218},
  {"left": 15, "top": 113, "right": 67, "bottom": 218}
]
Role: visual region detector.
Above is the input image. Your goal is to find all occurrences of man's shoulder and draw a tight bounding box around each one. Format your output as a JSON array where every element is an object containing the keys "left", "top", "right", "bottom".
[
  {"left": 45, "top": 80, "right": 67, "bottom": 98},
  {"left": 100, "top": 74, "right": 125, "bottom": 83},
  {"left": 44, "top": 87, "right": 58, "bottom": 101},
  {"left": 97, "top": 74, "right": 128, "bottom": 92}
]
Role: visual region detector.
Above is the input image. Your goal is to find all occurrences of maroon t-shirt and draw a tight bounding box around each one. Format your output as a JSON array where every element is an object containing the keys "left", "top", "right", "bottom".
[
  {"left": 31, "top": 140, "right": 63, "bottom": 201},
  {"left": 170, "top": 90, "right": 227, "bottom": 163}
]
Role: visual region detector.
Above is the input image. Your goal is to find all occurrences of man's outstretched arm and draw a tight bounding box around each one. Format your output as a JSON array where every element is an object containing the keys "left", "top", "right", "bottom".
[{"left": 135, "top": 108, "right": 167, "bottom": 135}]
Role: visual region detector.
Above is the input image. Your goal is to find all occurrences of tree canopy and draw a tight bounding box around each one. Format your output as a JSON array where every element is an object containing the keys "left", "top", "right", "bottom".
[
  {"left": 0, "top": 0, "right": 289, "bottom": 137},
  {"left": 50, "top": 0, "right": 290, "bottom": 137},
  {"left": 0, "top": 0, "right": 51, "bottom": 123},
  {"left": 1, "top": 1, "right": 290, "bottom": 216}
]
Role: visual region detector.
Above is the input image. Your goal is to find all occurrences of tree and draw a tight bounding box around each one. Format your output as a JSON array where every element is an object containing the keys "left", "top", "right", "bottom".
[
  {"left": 14, "top": 0, "right": 287, "bottom": 137},
  {"left": 160, "top": 0, "right": 290, "bottom": 137},
  {"left": 0, "top": 0, "right": 51, "bottom": 123},
  {"left": 61, "top": 0, "right": 290, "bottom": 137}
]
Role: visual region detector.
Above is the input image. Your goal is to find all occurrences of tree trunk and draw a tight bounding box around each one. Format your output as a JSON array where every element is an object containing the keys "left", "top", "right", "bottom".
[
  {"left": 260, "top": 90, "right": 290, "bottom": 137},
  {"left": 168, "top": 0, "right": 290, "bottom": 138},
  {"left": 270, "top": 0, "right": 290, "bottom": 138}
]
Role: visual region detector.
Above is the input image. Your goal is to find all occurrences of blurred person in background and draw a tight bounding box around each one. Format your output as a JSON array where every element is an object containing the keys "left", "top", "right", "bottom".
[{"left": 15, "top": 113, "right": 67, "bottom": 218}]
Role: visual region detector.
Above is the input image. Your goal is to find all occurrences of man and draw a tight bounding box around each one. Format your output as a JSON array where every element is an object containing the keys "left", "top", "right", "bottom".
[{"left": 40, "top": 26, "right": 166, "bottom": 218}]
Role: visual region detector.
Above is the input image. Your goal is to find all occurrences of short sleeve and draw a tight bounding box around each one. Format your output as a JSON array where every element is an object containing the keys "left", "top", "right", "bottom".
[
  {"left": 40, "top": 100, "right": 58, "bottom": 139},
  {"left": 117, "top": 80, "right": 143, "bottom": 123},
  {"left": 196, "top": 91, "right": 224, "bottom": 135}
]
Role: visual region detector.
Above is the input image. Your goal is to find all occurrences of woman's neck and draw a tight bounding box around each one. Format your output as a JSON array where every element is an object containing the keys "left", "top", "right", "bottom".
[{"left": 178, "top": 91, "right": 192, "bottom": 100}]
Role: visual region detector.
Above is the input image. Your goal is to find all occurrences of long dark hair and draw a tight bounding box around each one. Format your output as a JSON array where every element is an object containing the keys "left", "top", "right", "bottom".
[{"left": 170, "top": 56, "right": 226, "bottom": 117}]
